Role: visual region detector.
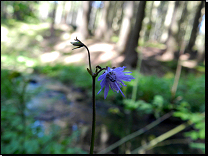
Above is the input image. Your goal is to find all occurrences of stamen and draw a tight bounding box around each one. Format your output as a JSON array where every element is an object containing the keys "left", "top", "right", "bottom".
[{"left": 106, "top": 72, "right": 116, "bottom": 82}]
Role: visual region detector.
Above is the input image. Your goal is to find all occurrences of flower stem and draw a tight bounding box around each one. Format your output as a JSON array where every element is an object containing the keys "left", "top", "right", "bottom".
[
  {"left": 90, "top": 76, "right": 96, "bottom": 154},
  {"left": 84, "top": 45, "right": 93, "bottom": 75}
]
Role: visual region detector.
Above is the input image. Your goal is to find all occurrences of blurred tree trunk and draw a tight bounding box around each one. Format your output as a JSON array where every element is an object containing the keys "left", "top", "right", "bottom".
[
  {"left": 160, "top": 1, "right": 176, "bottom": 43},
  {"left": 50, "top": 2, "right": 58, "bottom": 37},
  {"left": 116, "top": 1, "right": 134, "bottom": 54},
  {"left": 111, "top": 2, "right": 124, "bottom": 36},
  {"left": 105, "top": 1, "right": 116, "bottom": 41},
  {"left": 149, "top": 1, "right": 162, "bottom": 41},
  {"left": 122, "top": 1, "right": 146, "bottom": 68},
  {"left": 143, "top": 1, "right": 154, "bottom": 42},
  {"left": 160, "top": 1, "right": 180, "bottom": 61},
  {"left": 186, "top": 1, "right": 204, "bottom": 52},
  {"left": 77, "top": 1, "right": 92, "bottom": 40},
  {"left": 177, "top": 1, "right": 188, "bottom": 46},
  {"left": 63, "top": 2, "right": 71, "bottom": 24},
  {"left": 1, "top": 2, "right": 7, "bottom": 19},
  {"left": 61, "top": 1, "right": 66, "bottom": 23},
  {"left": 95, "top": 1, "right": 110, "bottom": 40}
]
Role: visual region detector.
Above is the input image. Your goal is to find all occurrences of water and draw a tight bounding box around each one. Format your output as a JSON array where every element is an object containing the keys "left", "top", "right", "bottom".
[{"left": 25, "top": 75, "right": 202, "bottom": 154}]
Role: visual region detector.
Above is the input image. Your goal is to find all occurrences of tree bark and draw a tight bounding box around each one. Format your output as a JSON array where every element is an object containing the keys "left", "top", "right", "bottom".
[
  {"left": 95, "top": 1, "right": 110, "bottom": 40},
  {"left": 158, "top": 1, "right": 180, "bottom": 61},
  {"left": 122, "top": 1, "right": 146, "bottom": 68},
  {"left": 50, "top": 2, "right": 58, "bottom": 37},
  {"left": 116, "top": 1, "right": 134, "bottom": 53},
  {"left": 186, "top": 1, "right": 204, "bottom": 52},
  {"left": 165, "top": 1, "right": 179, "bottom": 49},
  {"left": 143, "top": 1, "right": 154, "bottom": 42},
  {"left": 177, "top": 1, "right": 188, "bottom": 47},
  {"left": 77, "top": 1, "right": 92, "bottom": 40}
]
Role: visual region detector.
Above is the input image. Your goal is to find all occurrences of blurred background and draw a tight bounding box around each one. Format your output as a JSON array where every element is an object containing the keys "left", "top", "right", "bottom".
[{"left": 1, "top": 1, "right": 205, "bottom": 154}]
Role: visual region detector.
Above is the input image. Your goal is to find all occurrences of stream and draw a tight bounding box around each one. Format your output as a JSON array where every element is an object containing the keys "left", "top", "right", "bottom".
[{"left": 25, "top": 74, "right": 200, "bottom": 154}]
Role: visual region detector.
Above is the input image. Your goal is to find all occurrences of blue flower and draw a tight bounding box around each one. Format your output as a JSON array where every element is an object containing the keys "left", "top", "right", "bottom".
[{"left": 97, "top": 66, "right": 135, "bottom": 99}]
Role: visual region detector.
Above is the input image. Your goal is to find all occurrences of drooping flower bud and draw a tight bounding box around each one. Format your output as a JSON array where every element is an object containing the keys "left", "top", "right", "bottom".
[{"left": 70, "top": 37, "right": 85, "bottom": 50}]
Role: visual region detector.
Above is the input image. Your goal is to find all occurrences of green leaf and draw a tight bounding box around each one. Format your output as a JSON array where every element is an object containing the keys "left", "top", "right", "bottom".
[
  {"left": 199, "top": 128, "right": 205, "bottom": 139},
  {"left": 152, "top": 95, "right": 164, "bottom": 108},
  {"left": 184, "top": 131, "right": 198, "bottom": 140},
  {"left": 189, "top": 142, "right": 205, "bottom": 152}
]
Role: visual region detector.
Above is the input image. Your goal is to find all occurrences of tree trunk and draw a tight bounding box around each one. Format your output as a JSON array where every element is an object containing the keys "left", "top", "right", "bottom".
[
  {"left": 77, "top": 1, "right": 91, "bottom": 40},
  {"left": 50, "top": 2, "right": 58, "bottom": 37},
  {"left": 116, "top": 1, "right": 134, "bottom": 54},
  {"left": 177, "top": 1, "right": 188, "bottom": 46},
  {"left": 159, "top": 1, "right": 179, "bottom": 61},
  {"left": 160, "top": 1, "right": 175, "bottom": 43},
  {"left": 95, "top": 1, "right": 110, "bottom": 40},
  {"left": 122, "top": 1, "right": 146, "bottom": 68},
  {"left": 148, "top": 1, "right": 162, "bottom": 41},
  {"left": 111, "top": 2, "right": 124, "bottom": 35},
  {"left": 143, "top": 1, "right": 154, "bottom": 42},
  {"left": 186, "top": 1, "right": 204, "bottom": 52}
]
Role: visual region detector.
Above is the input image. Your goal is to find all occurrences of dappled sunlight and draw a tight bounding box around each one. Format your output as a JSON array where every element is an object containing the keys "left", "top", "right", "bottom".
[
  {"left": 156, "top": 51, "right": 174, "bottom": 62},
  {"left": 180, "top": 60, "right": 197, "bottom": 68},
  {"left": 40, "top": 51, "right": 60, "bottom": 63},
  {"left": 64, "top": 52, "right": 86, "bottom": 64},
  {"left": 54, "top": 40, "right": 71, "bottom": 51},
  {"left": 1, "top": 26, "right": 9, "bottom": 42}
]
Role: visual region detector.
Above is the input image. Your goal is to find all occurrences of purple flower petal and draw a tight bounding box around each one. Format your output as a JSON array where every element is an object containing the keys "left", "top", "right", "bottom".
[
  {"left": 104, "top": 82, "right": 109, "bottom": 99},
  {"left": 98, "top": 72, "right": 107, "bottom": 81},
  {"left": 97, "top": 66, "right": 134, "bottom": 99}
]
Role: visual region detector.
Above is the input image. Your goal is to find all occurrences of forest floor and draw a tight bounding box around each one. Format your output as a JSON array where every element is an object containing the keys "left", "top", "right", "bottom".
[{"left": 37, "top": 23, "right": 200, "bottom": 78}]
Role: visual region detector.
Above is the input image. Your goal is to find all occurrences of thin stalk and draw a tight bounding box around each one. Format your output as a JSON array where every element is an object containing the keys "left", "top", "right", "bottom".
[
  {"left": 131, "top": 48, "right": 143, "bottom": 101},
  {"left": 171, "top": 40, "right": 186, "bottom": 101},
  {"left": 84, "top": 45, "right": 93, "bottom": 75},
  {"left": 90, "top": 76, "right": 96, "bottom": 154},
  {"left": 171, "top": 24, "right": 189, "bottom": 102}
]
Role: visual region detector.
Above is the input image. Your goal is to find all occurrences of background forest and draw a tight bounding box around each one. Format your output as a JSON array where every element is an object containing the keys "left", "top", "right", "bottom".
[{"left": 1, "top": 1, "right": 205, "bottom": 154}]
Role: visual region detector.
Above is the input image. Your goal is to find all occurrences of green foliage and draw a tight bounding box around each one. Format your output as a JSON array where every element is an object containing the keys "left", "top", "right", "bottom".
[
  {"left": 34, "top": 64, "right": 92, "bottom": 89},
  {"left": 189, "top": 143, "right": 205, "bottom": 153},
  {"left": 123, "top": 95, "right": 166, "bottom": 118},
  {"left": 1, "top": 1, "right": 39, "bottom": 23},
  {"left": 178, "top": 74, "right": 205, "bottom": 112},
  {"left": 173, "top": 102, "right": 205, "bottom": 152},
  {"left": 1, "top": 69, "right": 87, "bottom": 154}
]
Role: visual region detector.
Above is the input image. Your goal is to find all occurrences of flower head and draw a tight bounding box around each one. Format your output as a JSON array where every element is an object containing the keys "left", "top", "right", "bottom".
[
  {"left": 70, "top": 37, "right": 85, "bottom": 50},
  {"left": 97, "top": 66, "right": 135, "bottom": 99}
]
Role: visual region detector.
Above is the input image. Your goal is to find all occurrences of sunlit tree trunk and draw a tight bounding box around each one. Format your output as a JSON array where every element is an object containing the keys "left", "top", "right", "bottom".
[
  {"left": 95, "top": 1, "right": 110, "bottom": 40},
  {"left": 77, "top": 1, "right": 91, "bottom": 40},
  {"left": 149, "top": 1, "right": 161, "bottom": 41},
  {"left": 50, "top": 2, "right": 58, "bottom": 37},
  {"left": 143, "top": 1, "right": 154, "bottom": 42},
  {"left": 111, "top": 2, "right": 124, "bottom": 36},
  {"left": 63, "top": 2, "right": 71, "bottom": 24},
  {"left": 186, "top": 1, "right": 204, "bottom": 52},
  {"left": 160, "top": 1, "right": 180, "bottom": 61},
  {"left": 55, "top": 1, "right": 64, "bottom": 24},
  {"left": 160, "top": 1, "right": 176, "bottom": 43},
  {"left": 116, "top": 1, "right": 134, "bottom": 54},
  {"left": 123, "top": 1, "right": 146, "bottom": 68},
  {"left": 177, "top": 1, "right": 188, "bottom": 46}
]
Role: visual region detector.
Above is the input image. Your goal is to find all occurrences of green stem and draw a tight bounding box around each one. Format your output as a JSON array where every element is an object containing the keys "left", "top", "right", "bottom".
[
  {"left": 90, "top": 76, "right": 96, "bottom": 154},
  {"left": 132, "top": 47, "right": 143, "bottom": 101},
  {"left": 84, "top": 45, "right": 93, "bottom": 75}
]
